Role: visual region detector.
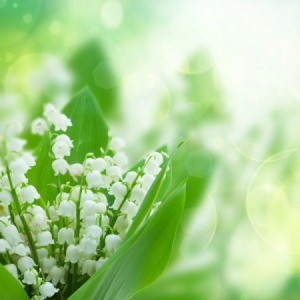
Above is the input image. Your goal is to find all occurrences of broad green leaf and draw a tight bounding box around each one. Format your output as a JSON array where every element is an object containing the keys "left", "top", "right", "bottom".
[
  {"left": 28, "top": 87, "right": 109, "bottom": 202},
  {"left": 0, "top": 264, "right": 29, "bottom": 300},
  {"left": 69, "top": 182, "right": 186, "bottom": 300},
  {"left": 68, "top": 39, "right": 119, "bottom": 119}
]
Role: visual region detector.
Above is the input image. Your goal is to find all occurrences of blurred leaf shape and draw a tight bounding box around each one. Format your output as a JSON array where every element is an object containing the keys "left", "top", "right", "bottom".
[
  {"left": 68, "top": 39, "right": 119, "bottom": 119},
  {"left": 69, "top": 181, "right": 186, "bottom": 300}
]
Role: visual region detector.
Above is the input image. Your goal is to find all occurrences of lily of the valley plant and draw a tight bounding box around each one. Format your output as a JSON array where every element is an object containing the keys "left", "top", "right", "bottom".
[{"left": 0, "top": 88, "right": 186, "bottom": 300}]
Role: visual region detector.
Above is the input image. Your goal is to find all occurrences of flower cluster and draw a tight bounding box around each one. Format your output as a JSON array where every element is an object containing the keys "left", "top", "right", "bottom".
[{"left": 0, "top": 104, "right": 165, "bottom": 299}]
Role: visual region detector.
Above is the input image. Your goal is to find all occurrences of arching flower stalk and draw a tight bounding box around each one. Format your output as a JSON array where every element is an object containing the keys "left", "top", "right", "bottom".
[{"left": 0, "top": 104, "right": 166, "bottom": 299}]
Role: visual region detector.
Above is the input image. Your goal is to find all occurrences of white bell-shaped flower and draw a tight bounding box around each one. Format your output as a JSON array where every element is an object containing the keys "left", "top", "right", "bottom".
[
  {"left": 39, "top": 282, "right": 59, "bottom": 299},
  {"left": 37, "top": 248, "right": 48, "bottom": 261},
  {"left": 106, "top": 166, "right": 122, "bottom": 181},
  {"left": 6, "top": 138, "right": 26, "bottom": 153},
  {"left": 109, "top": 137, "right": 125, "bottom": 152},
  {"left": 0, "top": 239, "right": 11, "bottom": 253},
  {"left": 82, "top": 259, "right": 96, "bottom": 276},
  {"left": 17, "top": 256, "right": 36, "bottom": 273},
  {"left": 57, "top": 200, "right": 76, "bottom": 219},
  {"left": 41, "top": 257, "right": 56, "bottom": 273},
  {"left": 115, "top": 216, "right": 130, "bottom": 234},
  {"left": 141, "top": 174, "right": 155, "bottom": 190},
  {"left": 44, "top": 104, "right": 60, "bottom": 123},
  {"left": 9, "top": 158, "right": 30, "bottom": 174},
  {"left": 54, "top": 134, "right": 73, "bottom": 148},
  {"left": 95, "top": 257, "right": 108, "bottom": 271},
  {"left": 105, "top": 234, "right": 121, "bottom": 253},
  {"left": 35, "top": 231, "right": 54, "bottom": 247},
  {"left": 79, "top": 237, "right": 98, "bottom": 254},
  {"left": 2, "top": 225, "right": 23, "bottom": 246},
  {"left": 29, "top": 214, "right": 49, "bottom": 231},
  {"left": 31, "top": 118, "right": 48, "bottom": 136},
  {"left": 95, "top": 202, "right": 106, "bottom": 214},
  {"left": 53, "top": 114, "right": 72, "bottom": 132},
  {"left": 109, "top": 182, "right": 127, "bottom": 200},
  {"left": 48, "top": 266, "right": 66, "bottom": 286},
  {"left": 5, "top": 264, "right": 19, "bottom": 279},
  {"left": 150, "top": 152, "right": 164, "bottom": 166},
  {"left": 21, "top": 153, "right": 36, "bottom": 168},
  {"left": 68, "top": 163, "right": 84, "bottom": 180},
  {"left": 124, "top": 171, "right": 138, "bottom": 185},
  {"left": 65, "top": 245, "right": 80, "bottom": 263},
  {"left": 52, "top": 158, "right": 68, "bottom": 176},
  {"left": 81, "top": 200, "right": 97, "bottom": 217},
  {"left": 122, "top": 201, "right": 139, "bottom": 219},
  {"left": 80, "top": 189, "right": 94, "bottom": 203},
  {"left": 52, "top": 141, "right": 71, "bottom": 159},
  {"left": 23, "top": 268, "right": 38, "bottom": 285},
  {"left": 0, "top": 190, "right": 13, "bottom": 206},
  {"left": 130, "top": 186, "right": 146, "bottom": 204},
  {"left": 10, "top": 244, "right": 30, "bottom": 256},
  {"left": 20, "top": 185, "right": 40, "bottom": 204},
  {"left": 112, "top": 152, "right": 128, "bottom": 167},
  {"left": 58, "top": 227, "right": 74, "bottom": 245},
  {"left": 86, "top": 170, "right": 103, "bottom": 189},
  {"left": 86, "top": 225, "right": 102, "bottom": 240},
  {"left": 13, "top": 173, "right": 28, "bottom": 187},
  {"left": 101, "top": 216, "right": 110, "bottom": 227},
  {"left": 81, "top": 215, "right": 97, "bottom": 227},
  {"left": 144, "top": 158, "right": 161, "bottom": 176},
  {"left": 91, "top": 158, "right": 106, "bottom": 172}
]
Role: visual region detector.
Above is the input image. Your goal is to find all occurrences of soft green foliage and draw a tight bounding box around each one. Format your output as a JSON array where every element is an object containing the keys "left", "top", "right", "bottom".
[
  {"left": 28, "top": 87, "right": 109, "bottom": 203},
  {"left": 69, "top": 182, "right": 186, "bottom": 300},
  {"left": 0, "top": 264, "right": 29, "bottom": 300},
  {"left": 68, "top": 39, "right": 119, "bottom": 119}
]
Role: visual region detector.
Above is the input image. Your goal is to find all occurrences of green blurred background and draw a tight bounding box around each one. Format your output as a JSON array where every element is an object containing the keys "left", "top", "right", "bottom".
[{"left": 1, "top": 0, "right": 300, "bottom": 299}]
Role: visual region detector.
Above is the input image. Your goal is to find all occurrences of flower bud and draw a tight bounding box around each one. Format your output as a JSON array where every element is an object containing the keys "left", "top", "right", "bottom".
[
  {"left": 86, "top": 170, "right": 103, "bottom": 189},
  {"left": 82, "top": 259, "right": 96, "bottom": 276},
  {"left": 52, "top": 158, "right": 68, "bottom": 176},
  {"left": 23, "top": 268, "right": 38, "bottom": 285},
  {"left": 58, "top": 228, "right": 74, "bottom": 245},
  {"left": 48, "top": 266, "right": 65, "bottom": 286},
  {"left": 105, "top": 234, "right": 121, "bottom": 253},
  {"left": 109, "top": 182, "right": 127, "bottom": 199},
  {"left": 36, "top": 231, "right": 54, "bottom": 247},
  {"left": 17, "top": 256, "right": 36, "bottom": 273},
  {"left": 5, "top": 264, "right": 19, "bottom": 279},
  {"left": 0, "top": 239, "right": 11, "bottom": 253},
  {"left": 2, "top": 225, "right": 23, "bottom": 246},
  {"left": 86, "top": 225, "right": 102, "bottom": 240},
  {"left": 39, "top": 282, "right": 59, "bottom": 299},
  {"left": 42, "top": 257, "right": 56, "bottom": 274},
  {"left": 68, "top": 163, "right": 84, "bottom": 180},
  {"left": 66, "top": 245, "right": 80, "bottom": 263},
  {"left": 31, "top": 118, "right": 48, "bottom": 136},
  {"left": 57, "top": 200, "right": 76, "bottom": 219},
  {"left": 20, "top": 185, "right": 40, "bottom": 204}
]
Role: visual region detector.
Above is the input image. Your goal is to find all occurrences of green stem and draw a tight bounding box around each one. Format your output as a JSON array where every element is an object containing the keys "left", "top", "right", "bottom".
[
  {"left": 71, "top": 173, "right": 85, "bottom": 293},
  {"left": 5, "top": 164, "right": 41, "bottom": 270}
]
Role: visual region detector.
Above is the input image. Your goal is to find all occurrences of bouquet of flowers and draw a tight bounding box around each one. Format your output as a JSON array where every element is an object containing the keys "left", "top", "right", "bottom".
[{"left": 0, "top": 88, "right": 186, "bottom": 300}]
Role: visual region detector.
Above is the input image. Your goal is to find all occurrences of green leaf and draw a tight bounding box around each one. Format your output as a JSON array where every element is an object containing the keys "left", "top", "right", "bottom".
[
  {"left": 28, "top": 87, "right": 109, "bottom": 202},
  {"left": 68, "top": 39, "right": 119, "bottom": 119},
  {"left": 0, "top": 264, "right": 29, "bottom": 300},
  {"left": 68, "top": 182, "right": 186, "bottom": 300}
]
